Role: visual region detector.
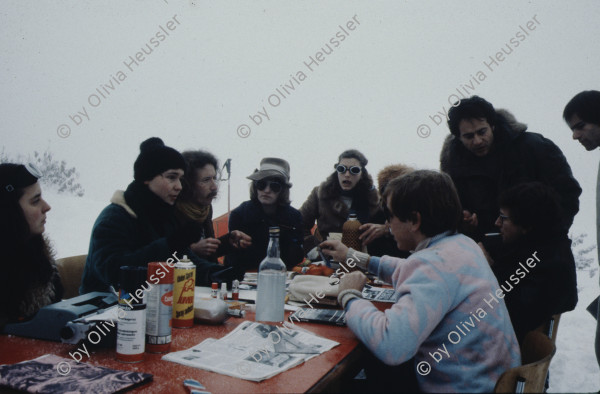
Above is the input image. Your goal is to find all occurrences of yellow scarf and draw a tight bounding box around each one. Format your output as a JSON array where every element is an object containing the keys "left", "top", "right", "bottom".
[{"left": 176, "top": 201, "right": 210, "bottom": 223}]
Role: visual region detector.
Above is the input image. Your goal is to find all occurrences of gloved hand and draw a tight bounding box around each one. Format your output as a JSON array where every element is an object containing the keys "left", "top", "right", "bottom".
[{"left": 167, "top": 221, "right": 204, "bottom": 252}]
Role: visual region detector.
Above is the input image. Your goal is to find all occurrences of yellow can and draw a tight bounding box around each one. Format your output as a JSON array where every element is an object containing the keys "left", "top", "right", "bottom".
[{"left": 172, "top": 255, "right": 195, "bottom": 328}]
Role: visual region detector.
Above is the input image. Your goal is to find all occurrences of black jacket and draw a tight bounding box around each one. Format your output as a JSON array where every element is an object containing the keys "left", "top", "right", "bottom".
[
  {"left": 225, "top": 200, "right": 304, "bottom": 275},
  {"left": 490, "top": 233, "right": 578, "bottom": 344},
  {"left": 440, "top": 109, "right": 582, "bottom": 240},
  {"left": 80, "top": 182, "right": 221, "bottom": 293}
]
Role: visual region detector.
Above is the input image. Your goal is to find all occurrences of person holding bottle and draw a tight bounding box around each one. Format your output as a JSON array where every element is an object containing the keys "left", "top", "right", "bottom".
[
  {"left": 299, "top": 149, "right": 379, "bottom": 254},
  {"left": 225, "top": 158, "right": 303, "bottom": 277}
]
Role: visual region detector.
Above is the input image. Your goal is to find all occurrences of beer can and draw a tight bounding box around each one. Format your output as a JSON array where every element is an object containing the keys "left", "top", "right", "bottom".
[
  {"left": 116, "top": 266, "right": 147, "bottom": 363},
  {"left": 146, "top": 262, "right": 174, "bottom": 353},
  {"left": 172, "top": 255, "right": 196, "bottom": 328}
]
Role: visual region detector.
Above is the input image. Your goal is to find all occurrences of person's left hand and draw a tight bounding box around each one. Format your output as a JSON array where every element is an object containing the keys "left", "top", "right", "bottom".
[
  {"left": 338, "top": 271, "right": 368, "bottom": 293},
  {"left": 230, "top": 230, "right": 252, "bottom": 249},
  {"left": 358, "top": 223, "right": 387, "bottom": 245}
]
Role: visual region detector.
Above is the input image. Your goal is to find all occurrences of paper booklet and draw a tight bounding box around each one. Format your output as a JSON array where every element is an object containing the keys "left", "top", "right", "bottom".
[{"left": 0, "top": 354, "right": 152, "bottom": 393}]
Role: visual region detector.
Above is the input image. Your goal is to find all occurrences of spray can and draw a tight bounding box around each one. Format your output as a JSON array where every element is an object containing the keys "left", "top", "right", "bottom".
[
  {"left": 220, "top": 282, "right": 228, "bottom": 300},
  {"left": 116, "top": 266, "right": 147, "bottom": 363},
  {"left": 146, "top": 262, "right": 173, "bottom": 353},
  {"left": 172, "top": 255, "right": 196, "bottom": 328}
]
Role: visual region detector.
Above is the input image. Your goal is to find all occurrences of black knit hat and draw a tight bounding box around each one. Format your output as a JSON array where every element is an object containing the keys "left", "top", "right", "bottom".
[
  {"left": 0, "top": 163, "right": 41, "bottom": 199},
  {"left": 133, "top": 137, "right": 186, "bottom": 182}
]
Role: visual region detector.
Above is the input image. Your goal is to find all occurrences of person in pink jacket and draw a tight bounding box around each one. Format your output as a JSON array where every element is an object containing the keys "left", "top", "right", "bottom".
[{"left": 322, "top": 170, "right": 520, "bottom": 393}]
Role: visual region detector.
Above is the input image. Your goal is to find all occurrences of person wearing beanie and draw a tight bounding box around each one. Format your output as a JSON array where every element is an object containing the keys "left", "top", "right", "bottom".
[
  {"left": 80, "top": 137, "right": 228, "bottom": 293},
  {"left": 0, "top": 163, "right": 63, "bottom": 329},
  {"left": 299, "top": 149, "right": 380, "bottom": 254},
  {"left": 225, "top": 158, "right": 304, "bottom": 276}
]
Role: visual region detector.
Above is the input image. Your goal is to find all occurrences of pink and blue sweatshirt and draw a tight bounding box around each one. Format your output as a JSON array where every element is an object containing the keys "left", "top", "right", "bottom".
[{"left": 345, "top": 232, "right": 521, "bottom": 392}]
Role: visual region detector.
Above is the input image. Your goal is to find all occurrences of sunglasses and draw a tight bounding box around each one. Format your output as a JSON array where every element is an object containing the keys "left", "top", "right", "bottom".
[
  {"left": 335, "top": 165, "right": 361, "bottom": 175},
  {"left": 256, "top": 180, "right": 283, "bottom": 193}
]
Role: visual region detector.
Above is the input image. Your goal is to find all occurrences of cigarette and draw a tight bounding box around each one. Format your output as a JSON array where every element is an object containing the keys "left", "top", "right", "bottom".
[{"left": 484, "top": 233, "right": 501, "bottom": 237}]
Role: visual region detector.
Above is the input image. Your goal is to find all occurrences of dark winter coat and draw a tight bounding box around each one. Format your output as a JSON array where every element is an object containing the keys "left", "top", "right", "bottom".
[
  {"left": 80, "top": 182, "right": 220, "bottom": 294},
  {"left": 299, "top": 173, "right": 380, "bottom": 252},
  {"left": 440, "top": 109, "right": 582, "bottom": 240},
  {"left": 0, "top": 237, "right": 63, "bottom": 329},
  {"left": 225, "top": 200, "right": 304, "bottom": 275},
  {"left": 490, "top": 233, "right": 578, "bottom": 344}
]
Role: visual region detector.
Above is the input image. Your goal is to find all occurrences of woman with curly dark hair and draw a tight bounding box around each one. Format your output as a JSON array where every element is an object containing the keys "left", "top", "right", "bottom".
[
  {"left": 300, "top": 149, "right": 379, "bottom": 253},
  {"left": 0, "top": 163, "right": 63, "bottom": 329}
]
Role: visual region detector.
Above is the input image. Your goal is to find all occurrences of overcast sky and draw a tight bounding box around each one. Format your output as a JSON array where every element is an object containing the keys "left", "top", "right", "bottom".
[{"left": 2, "top": 0, "right": 599, "bottom": 240}]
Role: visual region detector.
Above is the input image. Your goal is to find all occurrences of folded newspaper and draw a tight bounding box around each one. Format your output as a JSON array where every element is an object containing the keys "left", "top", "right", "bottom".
[{"left": 162, "top": 321, "right": 339, "bottom": 381}]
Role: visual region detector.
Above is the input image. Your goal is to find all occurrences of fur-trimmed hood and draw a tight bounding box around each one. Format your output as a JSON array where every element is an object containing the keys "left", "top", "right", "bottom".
[
  {"left": 440, "top": 109, "right": 528, "bottom": 171},
  {"left": 300, "top": 171, "right": 380, "bottom": 244}
]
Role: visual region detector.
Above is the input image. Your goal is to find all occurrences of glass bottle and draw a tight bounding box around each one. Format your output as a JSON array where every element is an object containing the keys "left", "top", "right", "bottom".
[{"left": 256, "top": 227, "right": 287, "bottom": 322}]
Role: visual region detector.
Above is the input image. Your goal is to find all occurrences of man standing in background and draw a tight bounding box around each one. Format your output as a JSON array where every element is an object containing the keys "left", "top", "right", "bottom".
[
  {"left": 563, "top": 90, "right": 600, "bottom": 371},
  {"left": 440, "top": 95, "right": 581, "bottom": 242}
]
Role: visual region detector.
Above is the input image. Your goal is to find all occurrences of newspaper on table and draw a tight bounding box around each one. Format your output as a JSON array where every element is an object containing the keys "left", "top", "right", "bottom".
[
  {"left": 361, "top": 284, "right": 399, "bottom": 303},
  {"left": 162, "top": 320, "right": 339, "bottom": 382}
]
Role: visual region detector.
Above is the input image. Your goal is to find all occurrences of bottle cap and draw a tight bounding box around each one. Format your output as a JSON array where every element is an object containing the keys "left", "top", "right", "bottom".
[
  {"left": 211, "top": 282, "right": 218, "bottom": 289},
  {"left": 268, "top": 226, "right": 280, "bottom": 235}
]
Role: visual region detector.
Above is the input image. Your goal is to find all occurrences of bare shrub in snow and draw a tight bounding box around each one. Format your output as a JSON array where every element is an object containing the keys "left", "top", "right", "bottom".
[{"left": 0, "top": 146, "right": 85, "bottom": 197}]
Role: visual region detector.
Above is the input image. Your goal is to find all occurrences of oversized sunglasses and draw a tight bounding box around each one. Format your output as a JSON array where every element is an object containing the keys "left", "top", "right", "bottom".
[
  {"left": 256, "top": 180, "right": 283, "bottom": 193},
  {"left": 335, "top": 165, "right": 361, "bottom": 175}
]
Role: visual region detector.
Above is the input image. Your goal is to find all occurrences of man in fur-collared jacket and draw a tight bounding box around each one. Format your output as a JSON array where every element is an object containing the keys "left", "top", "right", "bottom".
[
  {"left": 440, "top": 96, "right": 581, "bottom": 242},
  {"left": 300, "top": 149, "right": 380, "bottom": 254}
]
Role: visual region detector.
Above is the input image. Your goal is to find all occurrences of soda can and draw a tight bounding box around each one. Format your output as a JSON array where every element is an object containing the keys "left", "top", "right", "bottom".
[
  {"left": 146, "top": 262, "right": 174, "bottom": 353},
  {"left": 172, "top": 255, "right": 196, "bottom": 328},
  {"left": 116, "top": 266, "right": 147, "bottom": 363}
]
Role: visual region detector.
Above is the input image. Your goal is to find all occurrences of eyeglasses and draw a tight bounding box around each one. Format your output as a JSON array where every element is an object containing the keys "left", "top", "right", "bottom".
[
  {"left": 335, "top": 165, "right": 361, "bottom": 175},
  {"left": 256, "top": 180, "right": 283, "bottom": 193},
  {"left": 498, "top": 213, "right": 511, "bottom": 223}
]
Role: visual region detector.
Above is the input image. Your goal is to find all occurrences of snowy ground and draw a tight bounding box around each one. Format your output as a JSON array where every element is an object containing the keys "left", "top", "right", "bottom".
[{"left": 43, "top": 190, "right": 600, "bottom": 392}]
